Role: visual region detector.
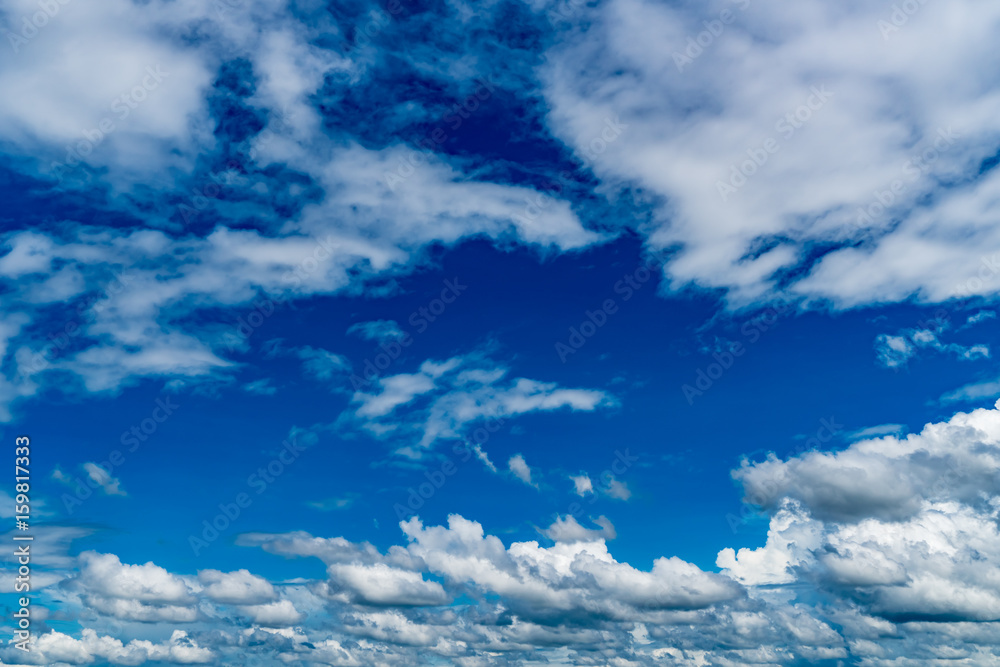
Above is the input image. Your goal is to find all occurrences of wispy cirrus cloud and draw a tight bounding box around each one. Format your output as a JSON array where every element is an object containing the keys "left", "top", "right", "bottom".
[{"left": 344, "top": 350, "right": 615, "bottom": 458}]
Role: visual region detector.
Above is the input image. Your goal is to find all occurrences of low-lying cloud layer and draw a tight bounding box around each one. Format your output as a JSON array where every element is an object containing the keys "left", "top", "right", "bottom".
[{"left": 6, "top": 403, "right": 1000, "bottom": 665}]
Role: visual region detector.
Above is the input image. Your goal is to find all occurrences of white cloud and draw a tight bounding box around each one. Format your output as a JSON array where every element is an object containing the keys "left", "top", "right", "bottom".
[
  {"left": 198, "top": 569, "right": 276, "bottom": 605},
  {"left": 874, "top": 326, "right": 989, "bottom": 368},
  {"left": 508, "top": 453, "right": 537, "bottom": 488},
  {"left": 603, "top": 476, "right": 633, "bottom": 501},
  {"left": 353, "top": 368, "right": 438, "bottom": 420},
  {"left": 724, "top": 401, "right": 1000, "bottom": 622},
  {"left": 75, "top": 551, "right": 195, "bottom": 607},
  {"left": 236, "top": 533, "right": 383, "bottom": 566},
  {"left": 83, "top": 462, "right": 126, "bottom": 496},
  {"left": 346, "top": 351, "right": 614, "bottom": 456},
  {"left": 542, "top": 515, "right": 616, "bottom": 543},
  {"left": 0, "top": 152, "right": 598, "bottom": 422},
  {"left": 941, "top": 377, "right": 1000, "bottom": 404},
  {"left": 570, "top": 473, "right": 594, "bottom": 496},
  {"left": 734, "top": 401, "right": 1000, "bottom": 523},
  {"left": 400, "top": 515, "right": 742, "bottom": 619},
  {"left": 326, "top": 562, "right": 449, "bottom": 607},
  {"left": 26, "top": 416, "right": 1000, "bottom": 666},
  {"left": 237, "top": 513, "right": 742, "bottom": 627},
  {"left": 0, "top": 628, "right": 215, "bottom": 665},
  {"left": 471, "top": 443, "right": 497, "bottom": 472},
  {"left": 69, "top": 551, "right": 198, "bottom": 623},
  {"left": 0, "top": 0, "right": 215, "bottom": 180},
  {"left": 239, "top": 599, "right": 304, "bottom": 627},
  {"left": 874, "top": 333, "right": 916, "bottom": 368},
  {"left": 964, "top": 310, "right": 996, "bottom": 328},
  {"left": 542, "top": 0, "right": 1000, "bottom": 308}
]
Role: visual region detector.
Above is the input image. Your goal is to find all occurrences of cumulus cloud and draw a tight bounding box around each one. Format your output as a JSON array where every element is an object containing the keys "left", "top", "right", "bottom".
[
  {"left": 733, "top": 402, "right": 1000, "bottom": 523},
  {"left": 75, "top": 551, "right": 195, "bottom": 606},
  {"left": 239, "top": 513, "right": 742, "bottom": 626},
  {"left": 400, "top": 515, "right": 742, "bottom": 619},
  {"left": 570, "top": 473, "right": 594, "bottom": 496},
  {"left": 0, "top": 628, "right": 214, "bottom": 665},
  {"left": 724, "top": 401, "right": 1000, "bottom": 624},
  {"left": 26, "top": 406, "right": 1000, "bottom": 667},
  {"left": 326, "top": 562, "right": 449, "bottom": 607},
  {"left": 239, "top": 599, "right": 304, "bottom": 627},
  {"left": 69, "top": 551, "right": 198, "bottom": 623},
  {"left": 198, "top": 568, "right": 276, "bottom": 605},
  {"left": 10, "top": 0, "right": 1000, "bottom": 663}
]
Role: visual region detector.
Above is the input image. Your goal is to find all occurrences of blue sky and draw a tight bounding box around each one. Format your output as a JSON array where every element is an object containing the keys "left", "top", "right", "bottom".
[{"left": 2, "top": 0, "right": 1000, "bottom": 664}]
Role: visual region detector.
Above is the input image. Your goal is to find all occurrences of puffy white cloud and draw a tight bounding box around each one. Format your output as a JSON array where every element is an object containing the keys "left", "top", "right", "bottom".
[
  {"left": 326, "top": 562, "right": 449, "bottom": 607},
  {"left": 24, "top": 424, "right": 1000, "bottom": 667},
  {"left": 198, "top": 568, "right": 276, "bottom": 605},
  {"left": 399, "top": 515, "right": 742, "bottom": 620},
  {"left": 733, "top": 401, "right": 1000, "bottom": 523},
  {"left": 341, "top": 610, "right": 442, "bottom": 647},
  {"left": 75, "top": 551, "right": 195, "bottom": 606},
  {"left": 0, "top": 628, "right": 214, "bottom": 665},
  {"left": 570, "top": 473, "right": 594, "bottom": 496},
  {"left": 717, "top": 500, "right": 823, "bottom": 587},
  {"left": 239, "top": 599, "right": 304, "bottom": 627},
  {"left": 236, "top": 513, "right": 743, "bottom": 628},
  {"left": 724, "top": 401, "right": 1000, "bottom": 623},
  {"left": 62, "top": 551, "right": 199, "bottom": 623}
]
